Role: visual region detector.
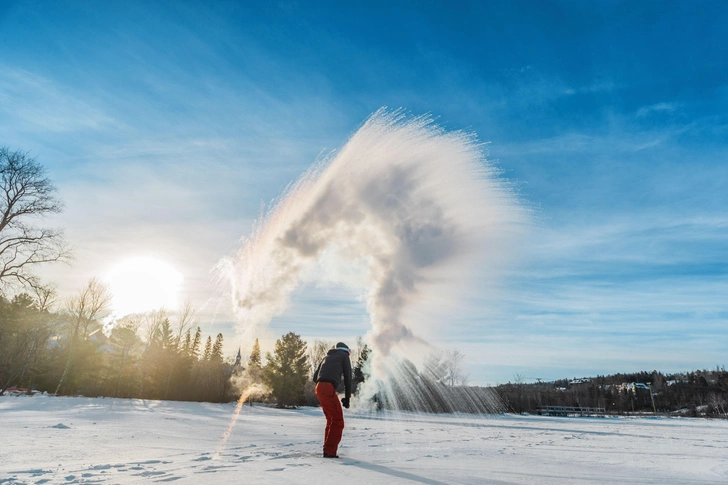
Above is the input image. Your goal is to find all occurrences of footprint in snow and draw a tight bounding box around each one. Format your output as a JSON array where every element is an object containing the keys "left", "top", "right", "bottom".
[{"left": 137, "top": 471, "right": 166, "bottom": 477}]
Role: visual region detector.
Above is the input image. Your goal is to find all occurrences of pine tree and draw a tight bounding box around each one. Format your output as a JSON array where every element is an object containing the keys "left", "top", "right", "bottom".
[
  {"left": 203, "top": 336, "right": 212, "bottom": 361},
  {"left": 183, "top": 329, "right": 191, "bottom": 354},
  {"left": 262, "top": 332, "right": 309, "bottom": 407},
  {"left": 1, "top": 294, "right": 56, "bottom": 395},
  {"left": 158, "top": 318, "right": 175, "bottom": 352},
  {"left": 248, "top": 338, "right": 261, "bottom": 368},
  {"left": 246, "top": 338, "right": 263, "bottom": 385},
  {"left": 108, "top": 322, "right": 140, "bottom": 398},
  {"left": 191, "top": 327, "right": 202, "bottom": 359},
  {"left": 211, "top": 333, "right": 224, "bottom": 363},
  {"left": 353, "top": 343, "right": 370, "bottom": 388}
]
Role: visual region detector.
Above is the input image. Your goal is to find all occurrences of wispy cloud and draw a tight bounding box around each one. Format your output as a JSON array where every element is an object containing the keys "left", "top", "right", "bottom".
[
  {"left": 636, "top": 102, "right": 680, "bottom": 118},
  {"left": 0, "top": 68, "right": 119, "bottom": 133},
  {"left": 563, "top": 78, "right": 619, "bottom": 96},
  {"left": 493, "top": 122, "right": 697, "bottom": 156}
]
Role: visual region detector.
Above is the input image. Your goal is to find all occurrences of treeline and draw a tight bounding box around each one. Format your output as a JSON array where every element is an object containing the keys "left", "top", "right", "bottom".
[
  {"left": 0, "top": 286, "right": 375, "bottom": 406},
  {"left": 0, "top": 282, "right": 234, "bottom": 402},
  {"left": 495, "top": 369, "right": 728, "bottom": 417},
  {"left": 244, "top": 333, "right": 476, "bottom": 410},
  {"left": 7, "top": 289, "right": 728, "bottom": 420},
  {"left": 0, "top": 149, "right": 236, "bottom": 402},
  {"left": 241, "top": 332, "right": 371, "bottom": 408}
]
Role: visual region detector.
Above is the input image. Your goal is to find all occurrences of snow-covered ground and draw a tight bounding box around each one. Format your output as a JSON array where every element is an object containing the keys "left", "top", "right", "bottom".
[{"left": 2, "top": 395, "right": 727, "bottom": 484}]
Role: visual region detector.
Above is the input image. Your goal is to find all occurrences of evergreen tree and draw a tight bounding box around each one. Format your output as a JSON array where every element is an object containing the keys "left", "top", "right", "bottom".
[
  {"left": 245, "top": 338, "right": 263, "bottom": 385},
  {"left": 182, "top": 329, "right": 191, "bottom": 354},
  {"left": 151, "top": 318, "right": 187, "bottom": 401},
  {"left": 161, "top": 318, "right": 176, "bottom": 351},
  {"left": 248, "top": 338, "right": 262, "bottom": 368},
  {"left": 211, "top": 333, "right": 224, "bottom": 363},
  {"left": 262, "top": 332, "right": 309, "bottom": 407},
  {"left": 108, "top": 321, "right": 141, "bottom": 398},
  {"left": 353, "top": 344, "right": 370, "bottom": 389},
  {"left": 0, "top": 293, "right": 54, "bottom": 394},
  {"left": 203, "top": 336, "right": 212, "bottom": 361},
  {"left": 191, "top": 327, "right": 202, "bottom": 359}
]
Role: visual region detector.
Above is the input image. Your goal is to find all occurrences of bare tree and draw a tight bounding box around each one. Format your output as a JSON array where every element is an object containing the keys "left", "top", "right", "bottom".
[
  {"left": 174, "top": 299, "right": 198, "bottom": 348},
  {"left": 0, "top": 148, "right": 70, "bottom": 292},
  {"left": 423, "top": 351, "right": 446, "bottom": 383},
  {"left": 55, "top": 278, "right": 113, "bottom": 395},
  {"left": 443, "top": 349, "right": 467, "bottom": 387},
  {"left": 513, "top": 373, "right": 526, "bottom": 414},
  {"left": 307, "top": 339, "right": 332, "bottom": 376},
  {"left": 142, "top": 308, "right": 169, "bottom": 345},
  {"left": 31, "top": 283, "right": 58, "bottom": 313},
  {"left": 423, "top": 349, "right": 467, "bottom": 387}
]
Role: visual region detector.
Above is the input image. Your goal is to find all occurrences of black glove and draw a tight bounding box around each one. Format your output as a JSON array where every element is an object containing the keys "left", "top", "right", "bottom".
[{"left": 341, "top": 397, "right": 350, "bottom": 409}]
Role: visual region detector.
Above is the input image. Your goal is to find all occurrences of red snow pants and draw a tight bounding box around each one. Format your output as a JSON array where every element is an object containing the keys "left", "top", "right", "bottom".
[{"left": 315, "top": 381, "right": 344, "bottom": 456}]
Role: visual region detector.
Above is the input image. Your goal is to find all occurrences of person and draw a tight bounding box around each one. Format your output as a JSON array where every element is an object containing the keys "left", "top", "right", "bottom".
[{"left": 313, "top": 342, "right": 352, "bottom": 458}]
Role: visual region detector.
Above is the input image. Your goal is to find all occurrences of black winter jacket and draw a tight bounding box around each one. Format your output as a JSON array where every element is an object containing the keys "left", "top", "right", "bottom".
[{"left": 313, "top": 349, "right": 352, "bottom": 399}]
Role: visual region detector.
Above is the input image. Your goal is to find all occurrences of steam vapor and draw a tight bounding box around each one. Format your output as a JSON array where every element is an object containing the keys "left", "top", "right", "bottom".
[
  {"left": 221, "top": 109, "right": 526, "bottom": 403},
  {"left": 214, "top": 383, "right": 269, "bottom": 459}
]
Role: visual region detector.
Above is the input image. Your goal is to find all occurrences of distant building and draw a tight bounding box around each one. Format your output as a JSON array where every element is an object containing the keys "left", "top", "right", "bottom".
[
  {"left": 615, "top": 382, "right": 650, "bottom": 393},
  {"left": 568, "top": 378, "right": 592, "bottom": 385}
]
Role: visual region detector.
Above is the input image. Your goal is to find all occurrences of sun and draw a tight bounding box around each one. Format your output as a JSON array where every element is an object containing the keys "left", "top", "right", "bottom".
[{"left": 104, "top": 256, "right": 183, "bottom": 316}]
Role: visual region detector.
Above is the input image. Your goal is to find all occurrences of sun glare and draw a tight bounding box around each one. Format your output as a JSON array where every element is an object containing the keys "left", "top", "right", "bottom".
[{"left": 105, "top": 256, "right": 183, "bottom": 316}]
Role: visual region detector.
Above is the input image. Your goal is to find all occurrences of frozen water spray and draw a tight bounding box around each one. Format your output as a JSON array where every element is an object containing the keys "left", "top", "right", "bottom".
[
  {"left": 220, "top": 109, "right": 527, "bottom": 413},
  {"left": 214, "top": 383, "right": 268, "bottom": 459}
]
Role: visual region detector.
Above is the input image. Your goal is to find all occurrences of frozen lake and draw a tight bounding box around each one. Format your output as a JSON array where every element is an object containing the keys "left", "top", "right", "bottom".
[{"left": 2, "top": 395, "right": 727, "bottom": 484}]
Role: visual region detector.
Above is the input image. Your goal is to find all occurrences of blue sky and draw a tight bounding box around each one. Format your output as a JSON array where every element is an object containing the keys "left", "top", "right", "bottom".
[{"left": 1, "top": 0, "right": 726, "bottom": 384}]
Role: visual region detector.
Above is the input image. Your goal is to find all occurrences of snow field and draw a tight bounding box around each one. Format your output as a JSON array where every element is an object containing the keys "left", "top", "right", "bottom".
[{"left": 1, "top": 395, "right": 727, "bottom": 484}]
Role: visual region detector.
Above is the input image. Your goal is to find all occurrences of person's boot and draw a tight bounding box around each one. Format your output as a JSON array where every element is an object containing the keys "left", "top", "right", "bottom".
[{"left": 323, "top": 452, "right": 339, "bottom": 458}]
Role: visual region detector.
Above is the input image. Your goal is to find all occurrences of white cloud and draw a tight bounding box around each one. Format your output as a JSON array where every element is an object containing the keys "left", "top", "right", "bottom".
[{"left": 636, "top": 102, "right": 680, "bottom": 118}]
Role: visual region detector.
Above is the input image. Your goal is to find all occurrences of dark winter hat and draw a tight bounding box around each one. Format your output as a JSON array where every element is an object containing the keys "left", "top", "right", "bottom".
[{"left": 335, "top": 342, "right": 350, "bottom": 353}]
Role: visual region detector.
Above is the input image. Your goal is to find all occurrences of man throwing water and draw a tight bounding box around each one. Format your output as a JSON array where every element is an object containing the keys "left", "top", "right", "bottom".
[{"left": 313, "top": 342, "right": 352, "bottom": 458}]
